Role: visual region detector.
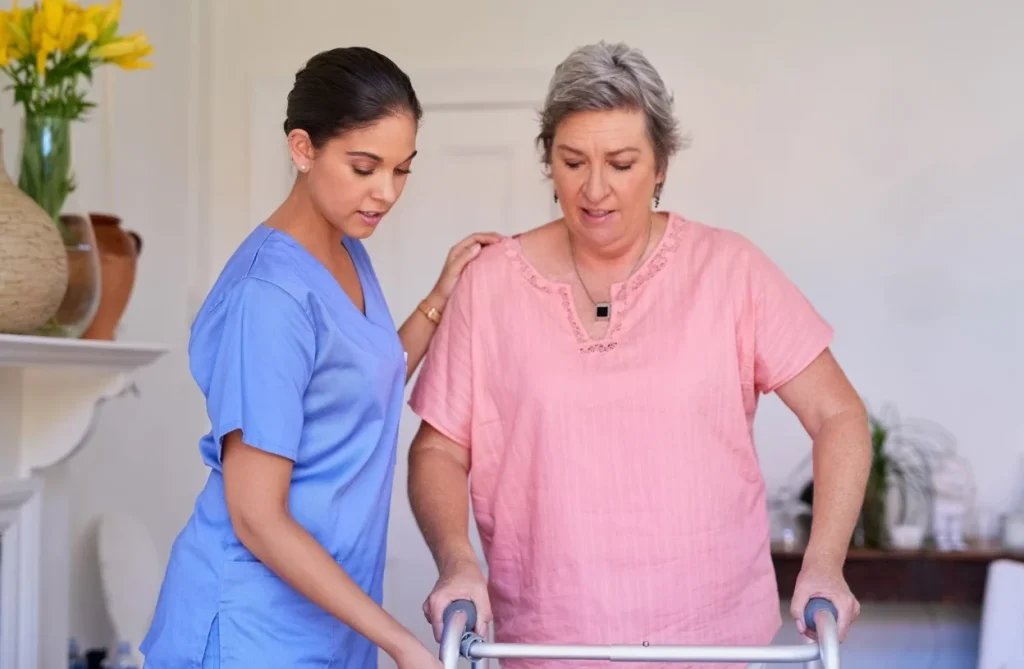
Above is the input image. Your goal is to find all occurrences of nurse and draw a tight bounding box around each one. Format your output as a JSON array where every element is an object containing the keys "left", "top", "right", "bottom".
[{"left": 140, "top": 47, "right": 500, "bottom": 669}]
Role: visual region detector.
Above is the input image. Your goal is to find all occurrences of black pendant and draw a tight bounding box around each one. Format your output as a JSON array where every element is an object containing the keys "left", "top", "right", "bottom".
[{"left": 595, "top": 303, "right": 611, "bottom": 321}]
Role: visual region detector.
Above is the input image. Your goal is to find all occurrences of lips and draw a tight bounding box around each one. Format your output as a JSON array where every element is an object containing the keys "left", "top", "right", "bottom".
[
  {"left": 359, "top": 211, "right": 385, "bottom": 225},
  {"left": 580, "top": 207, "right": 616, "bottom": 225}
]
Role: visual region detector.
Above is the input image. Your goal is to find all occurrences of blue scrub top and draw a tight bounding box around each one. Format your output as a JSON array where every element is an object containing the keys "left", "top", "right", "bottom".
[{"left": 140, "top": 224, "right": 406, "bottom": 669}]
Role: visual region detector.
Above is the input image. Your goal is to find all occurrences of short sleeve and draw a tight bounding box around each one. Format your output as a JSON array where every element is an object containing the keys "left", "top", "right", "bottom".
[
  {"left": 204, "top": 278, "right": 316, "bottom": 461},
  {"left": 408, "top": 274, "right": 474, "bottom": 448},
  {"left": 748, "top": 244, "right": 834, "bottom": 394}
]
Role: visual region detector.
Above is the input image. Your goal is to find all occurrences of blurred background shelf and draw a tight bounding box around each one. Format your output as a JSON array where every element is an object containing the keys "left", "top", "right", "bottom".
[{"left": 772, "top": 543, "right": 1024, "bottom": 605}]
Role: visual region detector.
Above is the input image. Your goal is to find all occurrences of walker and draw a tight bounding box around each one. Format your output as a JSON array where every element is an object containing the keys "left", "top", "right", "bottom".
[{"left": 439, "top": 597, "right": 841, "bottom": 669}]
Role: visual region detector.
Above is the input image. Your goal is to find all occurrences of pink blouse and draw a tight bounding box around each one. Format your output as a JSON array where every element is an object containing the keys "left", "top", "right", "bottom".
[{"left": 409, "top": 213, "right": 833, "bottom": 669}]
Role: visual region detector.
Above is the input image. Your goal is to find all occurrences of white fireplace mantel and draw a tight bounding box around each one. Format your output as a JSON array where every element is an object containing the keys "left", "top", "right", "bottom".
[
  {"left": 0, "top": 332, "right": 167, "bottom": 669},
  {"left": 0, "top": 333, "right": 167, "bottom": 477}
]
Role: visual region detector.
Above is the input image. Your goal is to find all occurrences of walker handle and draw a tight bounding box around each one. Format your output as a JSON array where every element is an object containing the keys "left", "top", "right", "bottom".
[
  {"left": 440, "top": 599, "right": 478, "bottom": 669},
  {"left": 802, "top": 597, "right": 839, "bottom": 633},
  {"left": 443, "top": 598, "right": 478, "bottom": 632},
  {"left": 803, "top": 597, "right": 841, "bottom": 669}
]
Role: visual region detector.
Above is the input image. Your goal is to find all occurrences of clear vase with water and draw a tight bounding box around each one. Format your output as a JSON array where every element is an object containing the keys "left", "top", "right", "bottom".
[{"left": 18, "top": 113, "right": 102, "bottom": 337}]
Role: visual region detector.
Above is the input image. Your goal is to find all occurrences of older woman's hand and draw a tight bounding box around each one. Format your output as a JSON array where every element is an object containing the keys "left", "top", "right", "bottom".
[
  {"left": 427, "top": 232, "right": 503, "bottom": 310},
  {"left": 789, "top": 559, "right": 860, "bottom": 642},
  {"left": 423, "top": 556, "right": 492, "bottom": 642}
]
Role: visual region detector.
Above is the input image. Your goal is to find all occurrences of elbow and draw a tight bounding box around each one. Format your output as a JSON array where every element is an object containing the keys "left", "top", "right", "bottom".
[
  {"left": 812, "top": 395, "right": 868, "bottom": 442},
  {"left": 226, "top": 494, "right": 289, "bottom": 555},
  {"left": 409, "top": 422, "right": 470, "bottom": 472},
  {"left": 408, "top": 422, "right": 471, "bottom": 500}
]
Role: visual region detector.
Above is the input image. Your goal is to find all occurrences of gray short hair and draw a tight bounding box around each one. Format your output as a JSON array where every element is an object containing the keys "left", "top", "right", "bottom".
[{"left": 537, "top": 41, "right": 688, "bottom": 175}]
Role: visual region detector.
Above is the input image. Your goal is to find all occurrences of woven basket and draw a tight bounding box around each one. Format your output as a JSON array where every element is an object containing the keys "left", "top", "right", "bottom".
[{"left": 0, "top": 129, "right": 69, "bottom": 334}]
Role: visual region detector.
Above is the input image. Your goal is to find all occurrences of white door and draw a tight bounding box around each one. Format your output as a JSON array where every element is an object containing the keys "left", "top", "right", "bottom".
[
  {"left": 370, "top": 88, "right": 557, "bottom": 669},
  {"left": 247, "top": 71, "right": 554, "bottom": 667}
]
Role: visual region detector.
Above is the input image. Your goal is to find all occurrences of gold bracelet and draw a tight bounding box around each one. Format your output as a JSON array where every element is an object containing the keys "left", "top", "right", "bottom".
[{"left": 417, "top": 300, "right": 442, "bottom": 325}]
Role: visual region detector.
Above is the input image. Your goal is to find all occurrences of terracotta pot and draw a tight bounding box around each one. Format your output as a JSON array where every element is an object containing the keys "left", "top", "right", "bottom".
[
  {"left": 0, "top": 129, "right": 69, "bottom": 333},
  {"left": 82, "top": 213, "right": 141, "bottom": 340}
]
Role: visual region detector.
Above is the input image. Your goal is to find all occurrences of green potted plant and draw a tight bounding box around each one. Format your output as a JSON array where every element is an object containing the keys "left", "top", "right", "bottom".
[
  {"left": 859, "top": 404, "right": 954, "bottom": 548},
  {"left": 794, "top": 402, "right": 954, "bottom": 550}
]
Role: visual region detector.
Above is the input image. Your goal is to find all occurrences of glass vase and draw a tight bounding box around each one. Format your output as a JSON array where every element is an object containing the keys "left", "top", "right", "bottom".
[
  {"left": 18, "top": 114, "right": 102, "bottom": 338},
  {"left": 18, "top": 113, "right": 75, "bottom": 226}
]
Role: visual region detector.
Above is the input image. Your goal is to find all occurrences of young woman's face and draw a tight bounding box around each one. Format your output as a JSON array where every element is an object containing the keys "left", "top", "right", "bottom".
[
  {"left": 291, "top": 112, "right": 418, "bottom": 239},
  {"left": 550, "top": 108, "right": 663, "bottom": 249}
]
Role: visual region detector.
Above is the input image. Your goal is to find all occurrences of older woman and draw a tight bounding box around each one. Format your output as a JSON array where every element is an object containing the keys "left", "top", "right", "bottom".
[{"left": 407, "top": 41, "right": 869, "bottom": 669}]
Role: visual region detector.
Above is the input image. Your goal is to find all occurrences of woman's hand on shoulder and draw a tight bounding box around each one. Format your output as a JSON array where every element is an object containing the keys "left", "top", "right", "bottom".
[
  {"left": 790, "top": 558, "right": 860, "bottom": 642},
  {"left": 428, "top": 232, "right": 503, "bottom": 309}
]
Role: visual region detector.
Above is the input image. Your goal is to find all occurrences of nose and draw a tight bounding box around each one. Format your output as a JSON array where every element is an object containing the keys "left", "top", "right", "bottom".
[
  {"left": 373, "top": 175, "right": 397, "bottom": 204},
  {"left": 582, "top": 166, "right": 610, "bottom": 203}
]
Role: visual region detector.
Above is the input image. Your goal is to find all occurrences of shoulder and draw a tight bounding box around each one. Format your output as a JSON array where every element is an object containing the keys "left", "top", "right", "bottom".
[
  {"left": 244, "top": 232, "right": 319, "bottom": 305},
  {"left": 187, "top": 273, "right": 318, "bottom": 383},
  {"left": 669, "top": 214, "right": 778, "bottom": 281},
  {"left": 194, "top": 276, "right": 316, "bottom": 343},
  {"left": 205, "top": 227, "right": 318, "bottom": 319},
  {"left": 451, "top": 233, "right": 524, "bottom": 290},
  {"left": 675, "top": 215, "right": 761, "bottom": 263},
  {"left": 191, "top": 231, "right": 317, "bottom": 342}
]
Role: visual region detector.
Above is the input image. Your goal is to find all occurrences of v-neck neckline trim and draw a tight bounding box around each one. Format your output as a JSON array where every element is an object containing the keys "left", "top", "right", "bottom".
[{"left": 501, "top": 213, "right": 690, "bottom": 352}]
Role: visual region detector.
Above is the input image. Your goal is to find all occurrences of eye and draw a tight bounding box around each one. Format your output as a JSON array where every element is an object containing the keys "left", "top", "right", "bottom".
[
  {"left": 395, "top": 167, "right": 412, "bottom": 175},
  {"left": 353, "top": 166, "right": 374, "bottom": 176},
  {"left": 564, "top": 161, "right": 583, "bottom": 169},
  {"left": 611, "top": 163, "right": 634, "bottom": 172}
]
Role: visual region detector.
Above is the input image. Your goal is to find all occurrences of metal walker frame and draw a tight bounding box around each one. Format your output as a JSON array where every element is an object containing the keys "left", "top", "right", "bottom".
[{"left": 439, "top": 597, "right": 841, "bottom": 668}]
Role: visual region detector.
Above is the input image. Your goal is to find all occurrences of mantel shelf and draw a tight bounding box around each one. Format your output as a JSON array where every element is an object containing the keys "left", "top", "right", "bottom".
[
  {"left": 0, "top": 333, "right": 168, "bottom": 477},
  {"left": 0, "top": 333, "right": 166, "bottom": 371}
]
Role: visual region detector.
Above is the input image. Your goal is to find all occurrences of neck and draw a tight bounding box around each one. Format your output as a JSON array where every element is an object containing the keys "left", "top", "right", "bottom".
[
  {"left": 568, "top": 214, "right": 654, "bottom": 274},
  {"left": 268, "top": 178, "right": 344, "bottom": 261}
]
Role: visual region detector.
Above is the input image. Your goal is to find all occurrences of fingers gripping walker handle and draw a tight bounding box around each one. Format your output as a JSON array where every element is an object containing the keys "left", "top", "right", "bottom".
[
  {"left": 443, "top": 599, "right": 478, "bottom": 631},
  {"left": 804, "top": 597, "right": 841, "bottom": 669},
  {"left": 440, "top": 599, "right": 478, "bottom": 669},
  {"left": 802, "top": 597, "right": 839, "bottom": 633}
]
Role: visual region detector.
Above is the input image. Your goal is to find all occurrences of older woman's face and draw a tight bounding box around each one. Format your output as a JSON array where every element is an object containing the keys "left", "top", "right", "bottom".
[{"left": 550, "top": 108, "right": 663, "bottom": 246}]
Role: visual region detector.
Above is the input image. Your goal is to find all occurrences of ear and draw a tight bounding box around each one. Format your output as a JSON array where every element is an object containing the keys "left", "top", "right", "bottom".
[{"left": 287, "top": 129, "right": 315, "bottom": 173}]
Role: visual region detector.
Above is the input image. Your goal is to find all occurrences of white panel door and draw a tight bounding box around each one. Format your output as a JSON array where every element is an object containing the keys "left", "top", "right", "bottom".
[{"left": 372, "top": 102, "right": 557, "bottom": 668}]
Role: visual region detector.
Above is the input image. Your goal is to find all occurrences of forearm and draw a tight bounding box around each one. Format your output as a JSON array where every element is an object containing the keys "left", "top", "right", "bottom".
[
  {"left": 804, "top": 409, "right": 871, "bottom": 568},
  {"left": 398, "top": 293, "right": 443, "bottom": 382},
  {"left": 235, "top": 510, "right": 414, "bottom": 658},
  {"left": 408, "top": 447, "right": 476, "bottom": 569}
]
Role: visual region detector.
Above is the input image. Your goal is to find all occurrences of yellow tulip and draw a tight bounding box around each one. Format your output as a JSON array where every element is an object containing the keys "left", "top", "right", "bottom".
[
  {"left": 112, "top": 55, "right": 150, "bottom": 69},
  {"left": 89, "top": 29, "right": 149, "bottom": 60},
  {"left": 8, "top": 19, "right": 30, "bottom": 61},
  {"left": 7, "top": 2, "right": 30, "bottom": 54},
  {"left": 93, "top": 0, "right": 119, "bottom": 39},
  {"left": 29, "top": 9, "right": 52, "bottom": 74},
  {"left": 0, "top": 13, "right": 11, "bottom": 67},
  {"left": 57, "top": 7, "right": 82, "bottom": 52},
  {"left": 30, "top": 6, "right": 42, "bottom": 51},
  {"left": 42, "top": 0, "right": 65, "bottom": 37},
  {"left": 78, "top": 5, "right": 100, "bottom": 40},
  {"left": 111, "top": 39, "right": 151, "bottom": 69}
]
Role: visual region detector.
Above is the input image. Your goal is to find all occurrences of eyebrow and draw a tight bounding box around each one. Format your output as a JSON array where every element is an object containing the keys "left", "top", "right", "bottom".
[
  {"left": 346, "top": 150, "right": 418, "bottom": 163},
  {"left": 554, "top": 144, "right": 641, "bottom": 157}
]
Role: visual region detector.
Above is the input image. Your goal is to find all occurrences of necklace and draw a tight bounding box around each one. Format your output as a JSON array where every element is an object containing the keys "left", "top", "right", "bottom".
[{"left": 568, "top": 216, "right": 653, "bottom": 321}]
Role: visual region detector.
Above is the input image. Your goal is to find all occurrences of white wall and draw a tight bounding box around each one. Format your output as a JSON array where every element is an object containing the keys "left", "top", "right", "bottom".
[
  {"left": 18, "top": 1, "right": 1021, "bottom": 668},
  {"left": 0, "top": 1, "right": 209, "bottom": 666}
]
